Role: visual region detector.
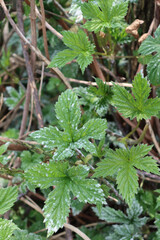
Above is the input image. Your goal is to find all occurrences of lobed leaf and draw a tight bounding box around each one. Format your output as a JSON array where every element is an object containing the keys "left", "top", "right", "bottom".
[
  {"left": 26, "top": 163, "right": 105, "bottom": 235},
  {"left": 30, "top": 90, "right": 107, "bottom": 160},
  {"left": 81, "top": 0, "right": 128, "bottom": 32},
  {"left": 112, "top": 73, "right": 160, "bottom": 120},
  {"left": 94, "top": 144, "right": 159, "bottom": 204},
  {"left": 49, "top": 30, "right": 95, "bottom": 73}
]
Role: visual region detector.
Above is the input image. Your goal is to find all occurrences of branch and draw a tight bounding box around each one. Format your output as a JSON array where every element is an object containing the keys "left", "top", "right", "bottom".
[
  {"left": 0, "top": 0, "right": 71, "bottom": 89},
  {"left": 16, "top": 0, "right": 44, "bottom": 129},
  {"left": 36, "top": 70, "right": 133, "bottom": 87},
  {"left": 39, "top": 0, "right": 50, "bottom": 59}
]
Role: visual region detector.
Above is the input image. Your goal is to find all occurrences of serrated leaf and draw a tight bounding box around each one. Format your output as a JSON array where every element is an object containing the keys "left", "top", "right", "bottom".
[
  {"left": 43, "top": 183, "right": 71, "bottom": 236},
  {"left": 55, "top": 89, "right": 81, "bottom": 136},
  {"left": 25, "top": 161, "right": 69, "bottom": 189},
  {"left": 94, "top": 144, "right": 159, "bottom": 204},
  {"left": 138, "top": 25, "right": 160, "bottom": 85},
  {"left": 112, "top": 73, "right": 160, "bottom": 120},
  {"left": 81, "top": 0, "right": 128, "bottom": 32},
  {"left": 93, "top": 199, "right": 147, "bottom": 229},
  {"left": 107, "top": 224, "right": 138, "bottom": 240},
  {"left": 49, "top": 30, "right": 95, "bottom": 73},
  {"left": 49, "top": 49, "right": 78, "bottom": 68},
  {"left": 77, "top": 119, "right": 107, "bottom": 139},
  {"left": 31, "top": 89, "right": 107, "bottom": 160},
  {"left": 0, "top": 186, "right": 18, "bottom": 215},
  {"left": 93, "top": 206, "right": 129, "bottom": 224},
  {"left": 126, "top": 199, "right": 147, "bottom": 228},
  {"left": 26, "top": 162, "right": 105, "bottom": 235},
  {"left": 69, "top": 178, "right": 105, "bottom": 204},
  {"left": 0, "top": 219, "right": 18, "bottom": 240},
  {"left": 11, "top": 229, "right": 43, "bottom": 240},
  {"left": 138, "top": 26, "right": 160, "bottom": 56},
  {"left": 117, "top": 166, "right": 138, "bottom": 205}
]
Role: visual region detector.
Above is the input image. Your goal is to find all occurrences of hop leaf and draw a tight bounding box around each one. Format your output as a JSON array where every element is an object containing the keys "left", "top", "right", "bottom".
[
  {"left": 25, "top": 162, "right": 105, "bottom": 236},
  {"left": 31, "top": 89, "right": 107, "bottom": 161},
  {"left": 81, "top": 0, "right": 128, "bottom": 32},
  {"left": 138, "top": 25, "right": 160, "bottom": 85},
  {"left": 94, "top": 144, "right": 159, "bottom": 205},
  {"left": 48, "top": 30, "right": 95, "bottom": 73},
  {"left": 112, "top": 73, "right": 160, "bottom": 120}
]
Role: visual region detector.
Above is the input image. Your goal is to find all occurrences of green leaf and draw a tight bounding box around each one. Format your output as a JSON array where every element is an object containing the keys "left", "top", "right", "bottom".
[
  {"left": 117, "top": 165, "right": 138, "bottom": 205},
  {"left": 138, "top": 26, "right": 160, "bottom": 56},
  {"left": 20, "top": 151, "right": 43, "bottom": 170},
  {"left": 93, "top": 199, "right": 147, "bottom": 228},
  {"left": 25, "top": 161, "right": 69, "bottom": 189},
  {"left": 93, "top": 206, "right": 129, "bottom": 224},
  {"left": 31, "top": 89, "right": 107, "bottom": 160},
  {"left": 81, "top": 0, "right": 128, "bottom": 32},
  {"left": 55, "top": 89, "right": 81, "bottom": 136},
  {"left": 11, "top": 229, "right": 43, "bottom": 240},
  {"left": 49, "top": 49, "right": 78, "bottom": 68},
  {"left": 112, "top": 73, "right": 160, "bottom": 120},
  {"left": 49, "top": 30, "right": 95, "bottom": 73},
  {"left": 4, "top": 86, "right": 25, "bottom": 110},
  {"left": 26, "top": 162, "right": 105, "bottom": 235},
  {"left": 0, "top": 142, "right": 9, "bottom": 155},
  {"left": 94, "top": 144, "right": 159, "bottom": 205},
  {"left": 0, "top": 219, "right": 18, "bottom": 240},
  {"left": 138, "top": 25, "right": 160, "bottom": 85},
  {"left": 69, "top": 178, "right": 105, "bottom": 205},
  {"left": 106, "top": 224, "right": 139, "bottom": 240},
  {"left": 43, "top": 183, "right": 71, "bottom": 236},
  {"left": 147, "top": 54, "right": 160, "bottom": 85},
  {"left": 71, "top": 199, "right": 85, "bottom": 216},
  {"left": 0, "top": 186, "right": 18, "bottom": 215}
]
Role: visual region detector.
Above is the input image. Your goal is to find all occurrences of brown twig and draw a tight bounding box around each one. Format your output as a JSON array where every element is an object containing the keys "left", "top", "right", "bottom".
[
  {"left": 0, "top": 0, "right": 71, "bottom": 89},
  {"left": 16, "top": 0, "right": 44, "bottom": 129},
  {"left": 146, "top": 119, "right": 160, "bottom": 155},
  {"left": 39, "top": 0, "right": 50, "bottom": 60},
  {"left": 36, "top": 70, "right": 133, "bottom": 88},
  {"left": 99, "top": 63, "right": 123, "bottom": 82},
  {"left": 53, "top": 0, "right": 69, "bottom": 19}
]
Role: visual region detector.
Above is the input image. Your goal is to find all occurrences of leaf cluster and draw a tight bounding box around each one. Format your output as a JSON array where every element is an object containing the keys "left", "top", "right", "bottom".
[
  {"left": 81, "top": 0, "right": 128, "bottom": 32},
  {"left": 31, "top": 89, "right": 107, "bottom": 161},
  {"left": 93, "top": 200, "right": 147, "bottom": 239}
]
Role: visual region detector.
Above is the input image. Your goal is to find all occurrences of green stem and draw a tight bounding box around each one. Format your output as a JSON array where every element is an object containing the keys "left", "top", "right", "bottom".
[
  {"left": 121, "top": 120, "right": 141, "bottom": 147},
  {"left": 124, "top": 123, "right": 149, "bottom": 146},
  {"left": 134, "top": 123, "right": 149, "bottom": 145}
]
